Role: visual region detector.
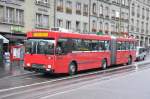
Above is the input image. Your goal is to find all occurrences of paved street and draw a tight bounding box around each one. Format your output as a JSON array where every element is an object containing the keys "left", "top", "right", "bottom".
[
  {"left": 0, "top": 55, "right": 148, "bottom": 99},
  {"left": 0, "top": 61, "right": 29, "bottom": 78},
  {"left": 43, "top": 64, "right": 150, "bottom": 99},
  {"left": 0, "top": 56, "right": 149, "bottom": 99}
]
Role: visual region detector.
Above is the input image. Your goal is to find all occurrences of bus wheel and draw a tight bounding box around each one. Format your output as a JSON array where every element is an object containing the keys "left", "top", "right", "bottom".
[
  {"left": 102, "top": 59, "right": 107, "bottom": 69},
  {"left": 69, "top": 63, "right": 76, "bottom": 76},
  {"left": 127, "top": 57, "right": 132, "bottom": 65}
]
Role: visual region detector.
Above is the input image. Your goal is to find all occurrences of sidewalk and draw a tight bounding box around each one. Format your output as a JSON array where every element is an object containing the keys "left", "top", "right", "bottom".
[{"left": 0, "top": 60, "right": 29, "bottom": 78}]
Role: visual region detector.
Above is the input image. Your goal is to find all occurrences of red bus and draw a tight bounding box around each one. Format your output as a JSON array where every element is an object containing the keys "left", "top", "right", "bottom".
[{"left": 24, "top": 30, "right": 136, "bottom": 75}]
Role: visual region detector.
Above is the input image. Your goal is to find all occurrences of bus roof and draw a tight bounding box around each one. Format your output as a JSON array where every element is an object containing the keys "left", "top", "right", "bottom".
[
  {"left": 27, "top": 30, "right": 136, "bottom": 41},
  {"left": 27, "top": 30, "right": 111, "bottom": 40}
]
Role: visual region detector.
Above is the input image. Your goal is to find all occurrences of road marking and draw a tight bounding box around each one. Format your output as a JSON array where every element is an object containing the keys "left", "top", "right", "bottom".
[
  {"left": 0, "top": 69, "right": 134, "bottom": 98},
  {"left": 40, "top": 69, "right": 139, "bottom": 99},
  {"left": 0, "top": 65, "right": 133, "bottom": 93},
  {"left": 0, "top": 62, "right": 149, "bottom": 93}
]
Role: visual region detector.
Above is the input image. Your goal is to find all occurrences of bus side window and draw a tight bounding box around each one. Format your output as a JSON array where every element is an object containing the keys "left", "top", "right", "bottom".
[
  {"left": 126, "top": 42, "right": 130, "bottom": 50},
  {"left": 90, "top": 40, "right": 99, "bottom": 51},
  {"left": 105, "top": 41, "right": 110, "bottom": 51},
  {"left": 99, "top": 41, "right": 105, "bottom": 51},
  {"left": 122, "top": 42, "right": 126, "bottom": 50},
  {"left": 117, "top": 42, "right": 122, "bottom": 50}
]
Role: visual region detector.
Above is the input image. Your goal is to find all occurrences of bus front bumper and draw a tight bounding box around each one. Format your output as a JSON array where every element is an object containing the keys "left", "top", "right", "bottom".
[{"left": 24, "top": 67, "right": 54, "bottom": 73}]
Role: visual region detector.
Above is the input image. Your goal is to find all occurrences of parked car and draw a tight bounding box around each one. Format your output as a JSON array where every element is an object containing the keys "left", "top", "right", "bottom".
[{"left": 136, "top": 47, "right": 147, "bottom": 61}]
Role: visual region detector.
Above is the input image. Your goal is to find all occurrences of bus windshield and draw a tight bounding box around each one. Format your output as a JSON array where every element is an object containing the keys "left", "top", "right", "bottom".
[{"left": 25, "top": 39, "right": 55, "bottom": 55}]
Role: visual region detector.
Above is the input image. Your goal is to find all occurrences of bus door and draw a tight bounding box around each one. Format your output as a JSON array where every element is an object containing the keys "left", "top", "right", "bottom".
[{"left": 110, "top": 38, "right": 117, "bottom": 65}]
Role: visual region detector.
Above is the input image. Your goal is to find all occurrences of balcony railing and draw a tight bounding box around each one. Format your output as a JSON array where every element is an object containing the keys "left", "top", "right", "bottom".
[
  {"left": 141, "top": 29, "right": 144, "bottom": 33},
  {"left": 146, "top": 17, "right": 149, "bottom": 20},
  {"left": 105, "top": 30, "right": 109, "bottom": 34},
  {"left": 0, "top": 18, "right": 6, "bottom": 23},
  {"left": 76, "top": 10, "right": 81, "bottom": 15},
  {"left": 57, "top": 6, "right": 63, "bottom": 12},
  {"left": 92, "top": 28, "right": 97, "bottom": 32},
  {"left": 137, "top": 13, "right": 140, "bottom": 18},
  {"left": 105, "top": 15, "right": 109, "bottom": 19},
  {"left": 66, "top": 7, "right": 72, "bottom": 14},
  {"left": 35, "top": 24, "right": 49, "bottom": 29},
  {"left": 111, "top": 16, "right": 115, "bottom": 20},
  {"left": 16, "top": 21, "right": 25, "bottom": 26},
  {"left": 115, "top": 17, "right": 119, "bottom": 21},
  {"left": 92, "top": 12, "right": 97, "bottom": 16},
  {"left": 99, "top": 14, "right": 103, "bottom": 18},
  {"left": 0, "top": 17, "right": 25, "bottom": 26},
  {"left": 35, "top": 1, "right": 50, "bottom": 7},
  {"left": 136, "top": 28, "right": 139, "bottom": 32},
  {"left": 142, "top": 15, "right": 145, "bottom": 19},
  {"left": 83, "top": 12, "right": 88, "bottom": 16},
  {"left": 0, "top": 18, "right": 15, "bottom": 24}
]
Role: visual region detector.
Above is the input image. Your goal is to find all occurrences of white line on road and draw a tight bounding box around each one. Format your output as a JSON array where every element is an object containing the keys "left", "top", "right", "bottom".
[
  {"left": 0, "top": 64, "right": 135, "bottom": 93},
  {"left": 0, "top": 61, "right": 149, "bottom": 94}
]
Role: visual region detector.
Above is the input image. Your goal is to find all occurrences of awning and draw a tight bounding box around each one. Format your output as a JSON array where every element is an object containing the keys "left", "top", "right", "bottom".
[
  {"left": 0, "top": 35, "right": 9, "bottom": 43},
  {"left": 5, "top": 34, "right": 26, "bottom": 40}
]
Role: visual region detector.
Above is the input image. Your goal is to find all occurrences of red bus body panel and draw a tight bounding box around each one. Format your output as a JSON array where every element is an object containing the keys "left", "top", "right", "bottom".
[{"left": 24, "top": 30, "right": 136, "bottom": 74}]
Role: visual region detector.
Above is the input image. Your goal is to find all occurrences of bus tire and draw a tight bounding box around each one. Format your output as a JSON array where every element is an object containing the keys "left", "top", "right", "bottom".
[
  {"left": 127, "top": 56, "right": 132, "bottom": 65},
  {"left": 102, "top": 59, "right": 107, "bottom": 69},
  {"left": 69, "top": 62, "right": 76, "bottom": 76}
]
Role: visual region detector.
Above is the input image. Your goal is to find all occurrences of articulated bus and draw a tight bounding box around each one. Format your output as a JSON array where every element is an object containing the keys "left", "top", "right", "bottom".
[{"left": 24, "top": 30, "right": 136, "bottom": 75}]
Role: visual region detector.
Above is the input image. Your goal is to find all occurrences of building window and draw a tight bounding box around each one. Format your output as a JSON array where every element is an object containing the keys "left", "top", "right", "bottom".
[
  {"left": 131, "top": 19, "right": 134, "bottom": 31},
  {"left": 99, "top": 22, "right": 103, "bottom": 31},
  {"left": 92, "top": 20, "right": 96, "bottom": 32},
  {"left": 146, "top": 23, "right": 148, "bottom": 33},
  {"left": 121, "top": 0, "right": 125, "bottom": 5},
  {"left": 43, "top": 15, "right": 49, "bottom": 28},
  {"left": 141, "top": 21, "right": 144, "bottom": 33},
  {"left": 105, "top": 23, "right": 109, "bottom": 34},
  {"left": 105, "top": 7, "right": 109, "bottom": 18},
  {"left": 105, "top": 23, "right": 109, "bottom": 31},
  {"left": 117, "top": 0, "right": 120, "bottom": 4},
  {"left": 136, "top": 20, "right": 139, "bottom": 32},
  {"left": 111, "top": 24, "right": 115, "bottom": 32},
  {"left": 57, "top": 19, "right": 63, "bottom": 27},
  {"left": 142, "top": 7, "right": 145, "bottom": 19},
  {"left": 83, "top": 4, "right": 88, "bottom": 16},
  {"left": 16, "top": 9, "right": 24, "bottom": 25},
  {"left": 99, "top": 5, "right": 103, "bottom": 17},
  {"left": 92, "top": 3, "right": 97, "bottom": 15},
  {"left": 121, "top": 12, "right": 124, "bottom": 20},
  {"left": 66, "top": 1, "right": 72, "bottom": 14},
  {"left": 137, "top": 5, "right": 140, "bottom": 18},
  {"left": 36, "top": 13, "right": 49, "bottom": 29},
  {"left": 36, "top": 13, "right": 42, "bottom": 27},
  {"left": 83, "top": 22, "right": 88, "bottom": 32},
  {"left": 146, "top": 8, "right": 149, "bottom": 20},
  {"left": 66, "top": 20, "right": 71, "bottom": 29},
  {"left": 57, "top": 0, "right": 63, "bottom": 12},
  {"left": 112, "top": 10, "right": 115, "bottom": 19},
  {"left": 76, "top": 2, "right": 81, "bottom": 15},
  {"left": 0, "top": 6, "right": 4, "bottom": 22},
  {"left": 131, "top": 3, "right": 135, "bottom": 16},
  {"left": 76, "top": 21, "right": 81, "bottom": 32},
  {"left": 6, "top": 7, "right": 15, "bottom": 23}
]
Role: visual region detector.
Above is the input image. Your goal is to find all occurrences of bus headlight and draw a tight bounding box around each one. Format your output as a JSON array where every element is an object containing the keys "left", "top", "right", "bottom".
[
  {"left": 27, "top": 63, "right": 31, "bottom": 67},
  {"left": 48, "top": 65, "right": 52, "bottom": 69}
]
